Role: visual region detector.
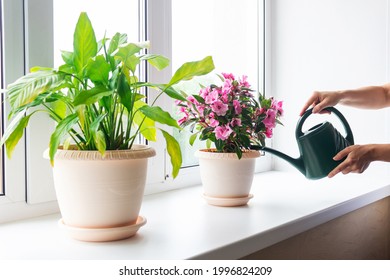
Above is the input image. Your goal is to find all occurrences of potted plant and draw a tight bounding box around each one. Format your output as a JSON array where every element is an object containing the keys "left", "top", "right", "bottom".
[
  {"left": 0, "top": 12, "right": 214, "bottom": 241},
  {"left": 176, "top": 73, "right": 283, "bottom": 206}
]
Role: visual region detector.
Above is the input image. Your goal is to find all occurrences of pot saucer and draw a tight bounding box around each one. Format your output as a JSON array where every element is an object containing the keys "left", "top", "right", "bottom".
[
  {"left": 202, "top": 194, "right": 253, "bottom": 207},
  {"left": 58, "top": 216, "right": 147, "bottom": 242}
]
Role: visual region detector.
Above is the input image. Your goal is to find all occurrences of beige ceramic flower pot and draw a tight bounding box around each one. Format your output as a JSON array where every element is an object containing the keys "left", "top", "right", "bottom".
[
  {"left": 195, "top": 149, "right": 260, "bottom": 207},
  {"left": 48, "top": 144, "right": 155, "bottom": 241}
]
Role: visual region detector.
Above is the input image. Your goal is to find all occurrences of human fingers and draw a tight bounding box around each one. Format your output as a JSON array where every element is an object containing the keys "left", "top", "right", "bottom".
[
  {"left": 328, "top": 160, "right": 350, "bottom": 178},
  {"left": 300, "top": 91, "right": 335, "bottom": 116},
  {"left": 300, "top": 98, "right": 317, "bottom": 116},
  {"left": 333, "top": 146, "right": 355, "bottom": 161},
  {"left": 328, "top": 146, "right": 356, "bottom": 178}
]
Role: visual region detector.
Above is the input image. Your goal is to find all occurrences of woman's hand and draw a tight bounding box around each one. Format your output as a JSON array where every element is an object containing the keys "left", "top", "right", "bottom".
[
  {"left": 300, "top": 91, "right": 342, "bottom": 116},
  {"left": 328, "top": 145, "right": 374, "bottom": 178}
]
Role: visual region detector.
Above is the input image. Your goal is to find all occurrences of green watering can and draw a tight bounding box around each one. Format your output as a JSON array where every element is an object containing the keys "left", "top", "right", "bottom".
[{"left": 251, "top": 107, "right": 354, "bottom": 180}]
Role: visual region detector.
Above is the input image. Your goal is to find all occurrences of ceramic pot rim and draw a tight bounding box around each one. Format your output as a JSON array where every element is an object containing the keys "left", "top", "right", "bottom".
[
  {"left": 44, "top": 144, "right": 156, "bottom": 161},
  {"left": 195, "top": 148, "right": 260, "bottom": 160}
]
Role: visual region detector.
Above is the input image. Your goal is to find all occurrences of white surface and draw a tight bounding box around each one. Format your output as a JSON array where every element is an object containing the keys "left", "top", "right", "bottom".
[{"left": 0, "top": 169, "right": 389, "bottom": 260}]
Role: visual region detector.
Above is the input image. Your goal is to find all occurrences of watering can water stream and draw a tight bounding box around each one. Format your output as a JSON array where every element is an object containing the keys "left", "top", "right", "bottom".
[{"left": 251, "top": 107, "right": 354, "bottom": 180}]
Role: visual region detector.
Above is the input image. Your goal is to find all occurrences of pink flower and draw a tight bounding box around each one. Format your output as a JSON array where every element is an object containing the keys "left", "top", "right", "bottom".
[
  {"left": 186, "top": 95, "right": 198, "bottom": 105},
  {"left": 222, "top": 72, "right": 235, "bottom": 80},
  {"left": 256, "top": 107, "right": 265, "bottom": 116},
  {"left": 233, "top": 100, "right": 242, "bottom": 114},
  {"left": 199, "top": 87, "right": 211, "bottom": 98},
  {"left": 265, "top": 127, "right": 273, "bottom": 138},
  {"left": 205, "top": 89, "right": 219, "bottom": 104},
  {"left": 208, "top": 117, "right": 219, "bottom": 127},
  {"left": 263, "top": 109, "right": 277, "bottom": 128},
  {"left": 230, "top": 118, "right": 242, "bottom": 127},
  {"left": 215, "top": 125, "right": 233, "bottom": 140},
  {"left": 222, "top": 79, "right": 233, "bottom": 94},
  {"left": 196, "top": 104, "right": 205, "bottom": 115},
  {"left": 272, "top": 100, "right": 284, "bottom": 116},
  {"left": 239, "top": 75, "right": 251, "bottom": 88},
  {"left": 211, "top": 100, "right": 228, "bottom": 116},
  {"left": 207, "top": 113, "right": 219, "bottom": 126},
  {"left": 178, "top": 113, "right": 189, "bottom": 125}
]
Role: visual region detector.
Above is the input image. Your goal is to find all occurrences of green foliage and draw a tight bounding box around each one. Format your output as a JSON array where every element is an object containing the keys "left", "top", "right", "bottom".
[{"left": 1, "top": 12, "right": 215, "bottom": 178}]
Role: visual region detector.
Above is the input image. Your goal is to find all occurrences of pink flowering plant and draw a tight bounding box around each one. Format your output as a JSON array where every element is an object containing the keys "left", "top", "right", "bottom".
[{"left": 176, "top": 73, "right": 283, "bottom": 159}]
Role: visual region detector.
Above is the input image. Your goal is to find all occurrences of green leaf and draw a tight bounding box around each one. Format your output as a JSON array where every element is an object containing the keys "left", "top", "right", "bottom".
[
  {"left": 7, "top": 70, "right": 65, "bottom": 110},
  {"left": 85, "top": 55, "right": 111, "bottom": 85},
  {"left": 149, "top": 83, "right": 186, "bottom": 101},
  {"left": 206, "top": 139, "right": 212, "bottom": 149},
  {"left": 160, "top": 129, "right": 182, "bottom": 178},
  {"left": 168, "top": 56, "right": 215, "bottom": 87},
  {"left": 94, "top": 130, "right": 106, "bottom": 156},
  {"left": 133, "top": 100, "right": 157, "bottom": 141},
  {"left": 192, "top": 95, "right": 205, "bottom": 104},
  {"left": 90, "top": 114, "right": 107, "bottom": 155},
  {"left": 51, "top": 99, "right": 67, "bottom": 119},
  {"left": 189, "top": 133, "right": 198, "bottom": 146},
  {"left": 107, "top": 32, "right": 128, "bottom": 55},
  {"left": 49, "top": 113, "right": 79, "bottom": 164},
  {"left": 73, "top": 12, "right": 97, "bottom": 74},
  {"left": 139, "top": 105, "right": 180, "bottom": 128},
  {"left": 0, "top": 109, "right": 29, "bottom": 158},
  {"left": 114, "top": 41, "right": 149, "bottom": 72},
  {"left": 117, "top": 72, "right": 135, "bottom": 112},
  {"left": 30, "top": 66, "right": 53, "bottom": 72},
  {"left": 141, "top": 54, "right": 170, "bottom": 71},
  {"left": 61, "top": 50, "right": 74, "bottom": 65},
  {"left": 73, "top": 85, "right": 113, "bottom": 106}
]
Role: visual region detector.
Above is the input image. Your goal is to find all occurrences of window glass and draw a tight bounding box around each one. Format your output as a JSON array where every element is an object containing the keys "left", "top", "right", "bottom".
[
  {"left": 53, "top": 0, "right": 139, "bottom": 67},
  {"left": 171, "top": 0, "right": 260, "bottom": 167}
]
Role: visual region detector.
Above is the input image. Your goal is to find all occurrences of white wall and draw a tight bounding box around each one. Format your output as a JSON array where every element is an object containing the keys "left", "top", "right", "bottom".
[{"left": 269, "top": 0, "right": 390, "bottom": 175}]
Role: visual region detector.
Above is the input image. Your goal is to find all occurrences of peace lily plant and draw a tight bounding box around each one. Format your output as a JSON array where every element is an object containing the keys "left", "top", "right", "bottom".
[{"left": 0, "top": 12, "right": 214, "bottom": 178}]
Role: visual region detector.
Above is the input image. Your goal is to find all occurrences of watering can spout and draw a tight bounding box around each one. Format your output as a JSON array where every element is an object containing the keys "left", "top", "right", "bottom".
[{"left": 250, "top": 145, "right": 306, "bottom": 176}]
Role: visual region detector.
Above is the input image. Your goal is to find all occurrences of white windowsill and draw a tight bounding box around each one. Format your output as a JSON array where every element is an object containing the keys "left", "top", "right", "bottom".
[{"left": 0, "top": 168, "right": 390, "bottom": 260}]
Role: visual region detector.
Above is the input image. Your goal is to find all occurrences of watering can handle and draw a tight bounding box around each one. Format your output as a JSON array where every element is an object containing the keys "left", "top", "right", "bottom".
[{"left": 296, "top": 107, "right": 354, "bottom": 144}]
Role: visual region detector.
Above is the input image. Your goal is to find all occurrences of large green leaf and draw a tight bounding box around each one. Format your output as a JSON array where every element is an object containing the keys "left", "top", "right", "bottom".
[
  {"left": 133, "top": 100, "right": 157, "bottom": 141},
  {"left": 73, "top": 12, "right": 97, "bottom": 74},
  {"left": 7, "top": 70, "right": 65, "bottom": 110},
  {"left": 73, "top": 85, "right": 113, "bottom": 106},
  {"left": 160, "top": 129, "right": 182, "bottom": 179},
  {"left": 141, "top": 54, "right": 170, "bottom": 71},
  {"left": 4, "top": 114, "right": 33, "bottom": 159},
  {"left": 168, "top": 56, "right": 215, "bottom": 86},
  {"left": 139, "top": 105, "right": 180, "bottom": 129},
  {"left": 148, "top": 83, "right": 186, "bottom": 101},
  {"left": 49, "top": 113, "right": 79, "bottom": 164},
  {"left": 0, "top": 109, "right": 27, "bottom": 158},
  {"left": 85, "top": 55, "right": 111, "bottom": 85}
]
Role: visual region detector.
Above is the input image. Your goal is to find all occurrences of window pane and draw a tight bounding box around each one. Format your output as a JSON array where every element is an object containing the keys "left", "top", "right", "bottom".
[
  {"left": 172, "top": 0, "right": 260, "bottom": 167},
  {"left": 0, "top": 6, "right": 4, "bottom": 196},
  {"left": 53, "top": 0, "right": 139, "bottom": 67}
]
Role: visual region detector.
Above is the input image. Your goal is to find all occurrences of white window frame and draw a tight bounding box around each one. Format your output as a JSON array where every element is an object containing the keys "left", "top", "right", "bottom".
[
  {"left": 0, "top": 0, "right": 58, "bottom": 223},
  {"left": 0, "top": 0, "right": 269, "bottom": 221}
]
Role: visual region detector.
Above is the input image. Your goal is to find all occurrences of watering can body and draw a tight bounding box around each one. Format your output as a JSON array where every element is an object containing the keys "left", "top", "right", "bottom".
[{"left": 252, "top": 107, "right": 354, "bottom": 180}]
